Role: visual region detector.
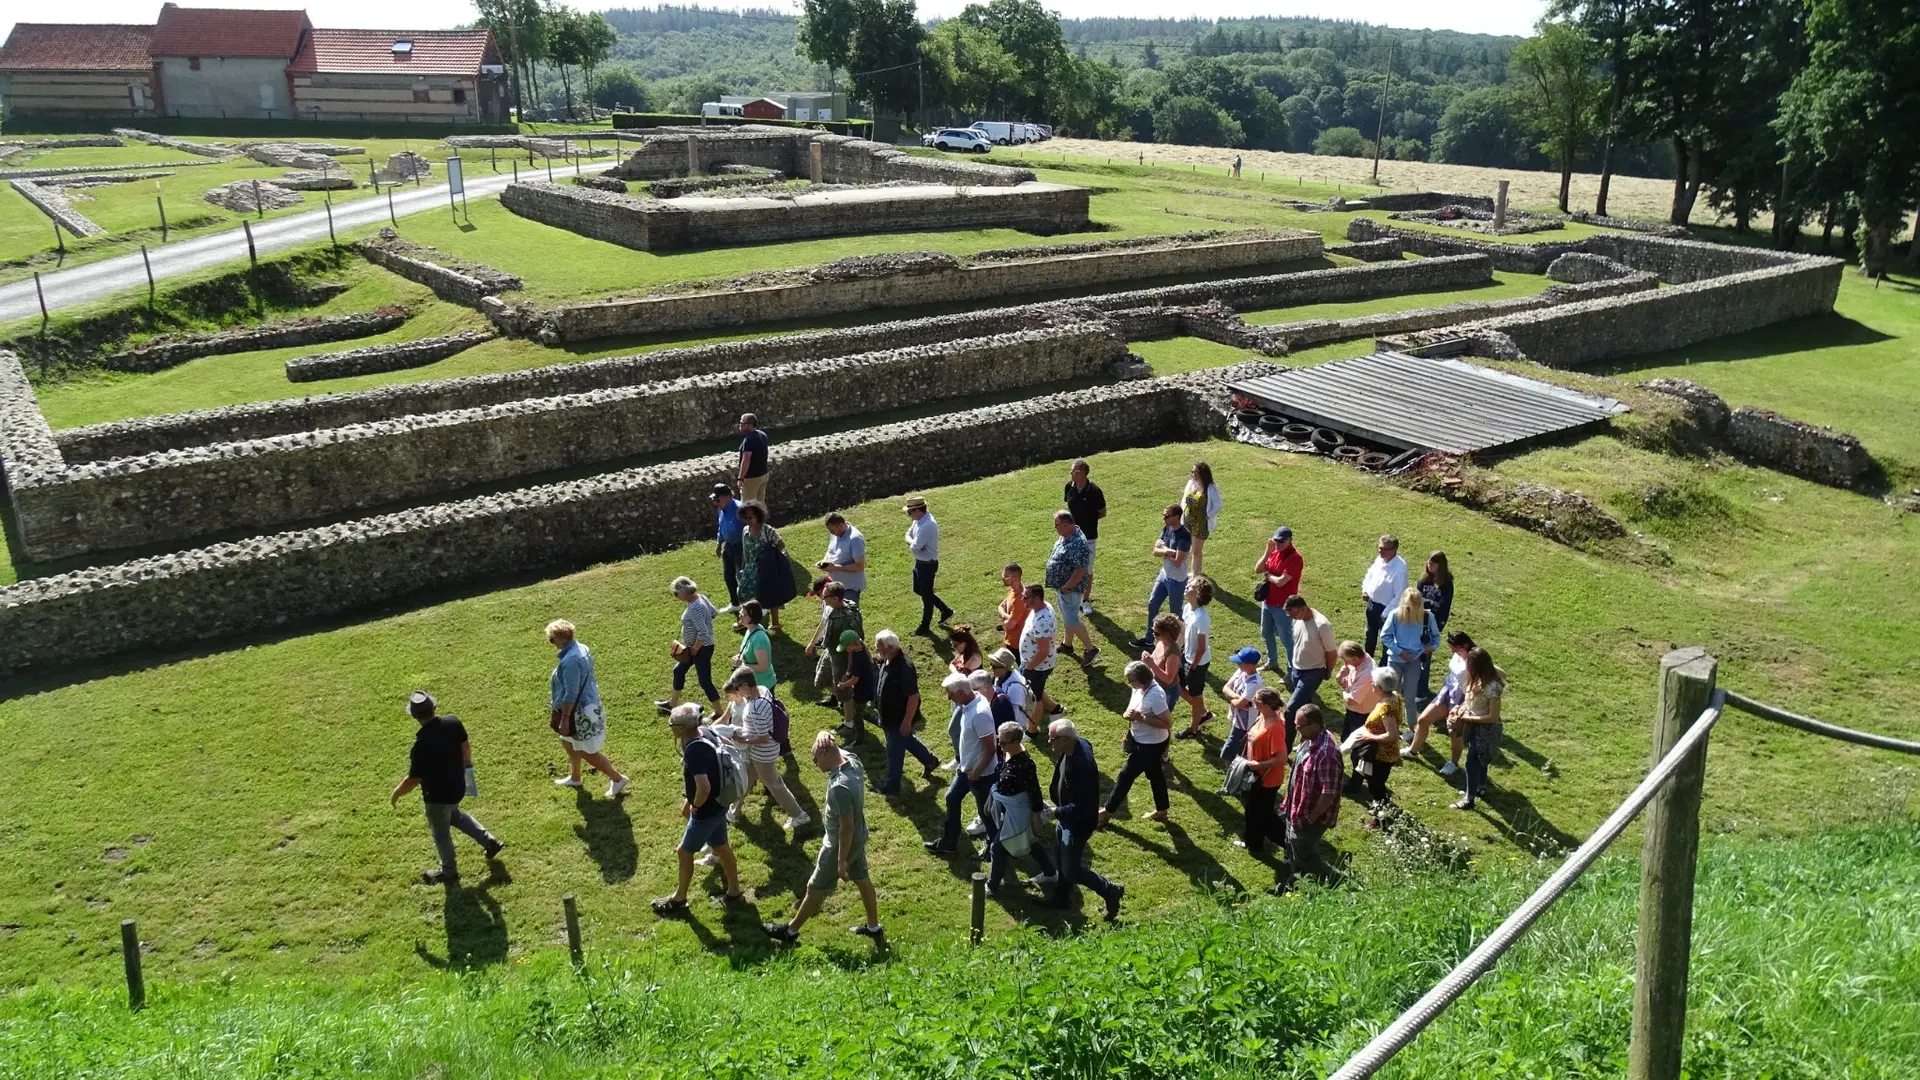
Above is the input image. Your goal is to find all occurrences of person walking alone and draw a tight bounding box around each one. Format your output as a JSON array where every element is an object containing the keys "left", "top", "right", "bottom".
[
  {"left": 1254, "top": 527, "right": 1302, "bottom": 685},
  {"left": 904, "top": 496, "right": 953, "bottom": 635},
  {"left": 1182, "top": 462, "right": 1222, "bottom": 578},
  {"left": 1359, "top": 535, "right": 1407, "bottom": 660},
  {"left": 1039, "top": 720, "right": 1124, "bottom": 919},
  {"left": 736, "top": 413, "right": 771, "bottom": 508},
  {"left": 1063, "top": 459, "right": 1108, "bottom": 612},
  {"left": 546, "top": 620, "right": 630, "bottom": 799},
  {"left": 764, "top": 732, "right": 884, "bottom": 945},
  {"left": 658, "top": 576, "right": 721, "bottom": 720},
  {"left": 390, "top": 691, "right": 502, "bottom": 886}
]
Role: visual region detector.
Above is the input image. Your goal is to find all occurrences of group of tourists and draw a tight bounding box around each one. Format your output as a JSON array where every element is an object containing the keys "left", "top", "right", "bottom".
[{"left": 389, "top": 427, "right": 1510, "bottom": 937}]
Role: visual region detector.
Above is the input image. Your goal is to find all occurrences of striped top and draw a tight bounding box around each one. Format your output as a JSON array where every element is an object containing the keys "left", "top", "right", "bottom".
[
  {"left": 679, "top": 594, "right": 718, "bottom": 650},
  {"left": 740, "top": 690, "right": 781, "bottom": 763}
]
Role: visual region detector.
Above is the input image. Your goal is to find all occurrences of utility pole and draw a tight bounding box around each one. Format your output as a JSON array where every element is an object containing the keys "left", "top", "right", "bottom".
[{"left": 1371, "top": 42, "right": 1394, "bottom": 186}]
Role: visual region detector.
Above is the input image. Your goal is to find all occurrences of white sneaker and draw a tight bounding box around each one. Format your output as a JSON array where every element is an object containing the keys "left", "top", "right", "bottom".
[
  {"left": 606, "top": 776, "right": 630, "bottom": 798},
  {"left": 1439, "top": 761, "right": 1460, "bottom": 777},
  {"left": 941, "top": 760, "right": 959, "bottom": 773},
  {"left": 719, "top": 603, "right": 736, "bottom": 614},
  {"left": 1082, "top": 602, "right": 1095, "bottom": 615},
  {"left": 966, "top": 815, "right": 987, "bottom": 837},
  {"left": 695, "top": 852, "right": 718, "bottom": 868},
  {"left": 726, "top": 805, "right": 740, "bottom": 824},
  {"left": 1031, "top": 872, "right": 1058, "bottom": 887},
  {"left": 783, "top": 813, "right": 811, "bottom": 831},
  {"left": 554, "top": 776, "right": 583, "bottom": 789}
]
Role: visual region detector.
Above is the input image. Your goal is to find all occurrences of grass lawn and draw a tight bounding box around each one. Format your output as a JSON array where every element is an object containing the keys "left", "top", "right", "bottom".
[{"left": 0, "top": 438, "right": 1913, "bottom": 990}]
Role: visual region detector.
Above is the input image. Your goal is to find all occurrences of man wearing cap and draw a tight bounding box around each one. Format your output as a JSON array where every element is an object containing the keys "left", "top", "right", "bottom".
[
  {"left": 1255, "top": 527, "right": 1303, "bottom": 685},
  {"left": 904, "top": 496, "right": 953, "bottom": 636},
  {"left": 765, "top": 731, "right": 884, "bottom": 945},
  {"left": 712, "top": 483, "right": 745, "bottom": 610},
  {"left": 390, "top": 692, "right": 502, "bottom": 886},
  {"left": 653, "top": 705, "right": 746, "bottom": 916},
  {"left": 833, "top": 628, "right": 876, "bottom": 745},
  {"left": 737, "top": 413, "right": 771, "bottom": 508},
  {"left": 1038, "top": 719, "right": 1124, "bottom": 920},
  {"left": 807, "top": 581, "right": 864, "bottom": 710},
  {"left": 817, "top": 513, "right": 868, "bottom": 607},
  {"left": 1219, "top": 646, "right": 1266, "bottom": 766}
]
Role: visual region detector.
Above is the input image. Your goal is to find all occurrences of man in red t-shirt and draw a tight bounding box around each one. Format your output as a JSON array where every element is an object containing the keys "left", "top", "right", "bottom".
[{"left": 1255, "top": 526, "right": 1304, "bottom": 687}]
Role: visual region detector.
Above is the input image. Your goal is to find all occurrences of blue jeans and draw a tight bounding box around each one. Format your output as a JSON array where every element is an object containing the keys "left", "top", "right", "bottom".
[
  {"left": 1364, "top": 601, "right": 1387, "bottom": 659},
  {"left": 1259, "top": 605, "right": 1295, "bottom": 683},
  {"left": 1388, "top": 657, "right": 1423, "bottom": 713},
  {"left": 1219, "top": 725, "right": 1248, "bottom": 765},
  {"left": 672, "top": 643, "right": 719, "bottom": 703},
  {"left": 880, "top": 721, "right": 939, "bottom": 793},
  {"left": 1284, "top": 668, "right": 1327, "bottom": 740},
  {"left": 1144, "top": 573, "right": 1185, "bottom": 642},
  {"left": 1046, "top": 821, "right": 1118, "bottom": 907},
  {"left": 938, "top": 771, "right": 992, "bottom": 848}
]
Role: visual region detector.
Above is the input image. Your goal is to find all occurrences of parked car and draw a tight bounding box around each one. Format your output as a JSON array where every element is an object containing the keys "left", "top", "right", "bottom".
[
  {"left": 931, "top": 128, "right": 992, "bottom": 154},
  {"left": 969, "top": 121, "right": 1015, "bottom": 145}
]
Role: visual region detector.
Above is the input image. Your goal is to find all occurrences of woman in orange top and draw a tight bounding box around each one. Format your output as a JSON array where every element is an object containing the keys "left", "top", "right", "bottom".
[
  {"left": 1235, "top": 686, "right": 1291, "bottom": 854},
  {"left": 997, "top": 563, "right": 1028, "bottom": 652}
]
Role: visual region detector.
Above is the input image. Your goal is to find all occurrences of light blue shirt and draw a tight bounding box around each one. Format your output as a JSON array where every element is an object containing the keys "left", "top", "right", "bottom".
[
  {"left": 906, "top": 512, "right": 939, "bottom": 561},
  {"left": 825, "top": 525, "right": 868, "bottom": 591},
  {"left": 550, "top": 640, "right": 601, "bottom": 711},
  {"left": 1381, "top": 610, "right": 1439, "bottom": 663}
]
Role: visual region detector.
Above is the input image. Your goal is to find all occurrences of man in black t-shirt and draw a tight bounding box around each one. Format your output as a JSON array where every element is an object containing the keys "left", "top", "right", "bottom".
[
  {"left": 390, "top": 692, "right": 502, "bottom": 886},
  {"left": 652, "top": 706, "right": 744, "bottom": 917},
  {"left": 737, "top": 412, "right": 771, "bottom": 509},
  {"left": 873, "top": 629, "right": 941, "bottom": 794},
  {"left": 1062, "top": 459, "right": 1107, "bottom": 610}
]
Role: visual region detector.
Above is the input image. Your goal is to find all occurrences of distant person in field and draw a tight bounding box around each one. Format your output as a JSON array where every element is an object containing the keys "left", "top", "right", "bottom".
[
  {"left": 652, "top": 704, "right": 744, "bottom": 917},
  {"left": 1347, "top": 666, "right": 1403, "bottom": 803},
  {"left": 1181, "top": 461, "right": 1222, "bottom": 578},
  {"left": 546, "top": 619, "right": 630, "bottom": 799},
  {"left": 1359, "top": 534, "right": 1408, "bottom": 660},
  {"left": 817, "top": 512, "right": 867, "bottom": 607},
  {"left": 764, "top": 731, "right": 884, "bottom": 945},
  {"left": 1254, "top": 526, "right": 1302, "bottom": 685},
  {"left": 1062, "top": 459, "right": 1107, "bottom": 611},
  {"left": 657, "top": 576, "right": 721, "bottom": 720},
  {"left": 1040, "top": 719, "right": 1124, "bottom": 919},
  {"left": 711, "top": 483, "right": 744, "bottom": 610},
  {"left": 736, "top": 412, "right": 771, "bottom": 508},
  {"left": 873, "top": 629, "right": 941, "bottom": 794},
  {"left": 1232, "top": 154, "right": 1243, "bottom": 178},
  {"left": 1099, "top": 661, "right": 1172, "bottom": 826},
  {"left": 390, "top": 691, "right": 502, "bottom": 886},
  {"left": 1133, "top": 503, "right": 1190, "bottom": 651},
  {"left": 1280, "top": 704, "right": 1342, "bottom": 889},
  {"left": 1450, "top": 647, "right": 1507, "bottom": 811},
  {"left": 1417, "top": 551, "right": 1455, "bottom": 701},
  {"left": 903, "top": 495, "right": 954, "bottom": 635},
  {"left": 1282, "top": 595, "right": 1338, "bottom": 740},
  {"left": 1045, "top": 509, "right": 1098, "bottom": 667}
]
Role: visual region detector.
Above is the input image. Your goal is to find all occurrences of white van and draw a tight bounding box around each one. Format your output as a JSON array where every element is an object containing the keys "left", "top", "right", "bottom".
[
  {"left": 969, "top": 121, "right": 1015, "bottom": 145},
  {"left": 700, "top": 102, "right": 744, "bottom": 118}
]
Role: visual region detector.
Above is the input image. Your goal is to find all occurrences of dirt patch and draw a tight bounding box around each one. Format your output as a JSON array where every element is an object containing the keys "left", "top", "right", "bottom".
[{"left": 1039, "top": 137, "right": 1728, "bottom": 226}]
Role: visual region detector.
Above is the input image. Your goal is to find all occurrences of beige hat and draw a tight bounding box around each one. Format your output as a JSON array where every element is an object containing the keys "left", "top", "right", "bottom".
[
  {"left": 903, "top": 495, "right": 927, "bottom": 511},
  {"left": 988, "top": 646, "right": 1019, "bottom": 671}
]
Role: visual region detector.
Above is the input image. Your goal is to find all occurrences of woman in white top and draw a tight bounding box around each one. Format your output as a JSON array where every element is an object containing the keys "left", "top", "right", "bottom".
[
  {"left": 1180, "top": 461, "right": 1223, "bottom": 577},
  {"left": 721, "top": 666, "right": 811, "bottom": 832},
  {"left": 1175, "top": 576, "right": 1215, "bottom": 738},
  {"left": 1099, "top": 660, "right": 1173, "bottom": 825}
]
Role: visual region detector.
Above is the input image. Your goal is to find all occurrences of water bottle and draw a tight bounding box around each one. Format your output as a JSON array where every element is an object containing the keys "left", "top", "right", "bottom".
[{"left": 464, "top": 767, "right": 479, "bottom": 799}]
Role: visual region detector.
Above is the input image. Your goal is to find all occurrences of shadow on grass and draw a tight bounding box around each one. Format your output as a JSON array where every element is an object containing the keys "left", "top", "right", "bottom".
[
  {"left": 574, "top": 789, "right": 638, "bottom": 884},
  {"left": 415, "top": 874, "right": 509, "bottom": 972},
  {"left": 1589, "top": 311, "right": 1893, "bottom": 378}
]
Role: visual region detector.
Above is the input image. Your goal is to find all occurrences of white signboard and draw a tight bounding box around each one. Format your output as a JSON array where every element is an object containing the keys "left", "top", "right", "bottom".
[{"left": 447, "top": 156, "right": 465, "bottom": 195}]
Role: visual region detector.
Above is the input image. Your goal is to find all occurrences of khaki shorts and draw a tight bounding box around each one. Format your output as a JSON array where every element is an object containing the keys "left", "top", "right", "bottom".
[
  {"left": 740, "top": 474, "right": 769, "bottom": 506},
  {"left": 808, "top": 838, "right": 868, "bottom": 892}
]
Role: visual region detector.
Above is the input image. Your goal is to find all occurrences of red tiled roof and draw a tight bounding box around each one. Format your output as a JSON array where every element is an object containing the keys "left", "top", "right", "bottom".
[
  {"left": 150, "top": 5, "right": 311, "bottom": 58},
  {"left": 0, "top": 23, "right": 154, "bottom": 71},
  {"left": 288, "top": 28, "right": 497, "bottom": 75}
]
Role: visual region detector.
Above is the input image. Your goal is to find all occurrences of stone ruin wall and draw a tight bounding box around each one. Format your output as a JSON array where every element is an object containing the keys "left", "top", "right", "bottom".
[{"left": 605, "top": 127, "right": 1036, "bottom": 188}]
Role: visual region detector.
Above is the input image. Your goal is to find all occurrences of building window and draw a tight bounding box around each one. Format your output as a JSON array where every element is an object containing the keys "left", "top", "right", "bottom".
[
  {"left": 413, "top": 88, "right": 431, "bottom": 103},
  {"left": 188, "top": 56, "right": 200, "bottom": 70},
  {"left": 452, "top": 88, "right": 466, "bottom": 104}
]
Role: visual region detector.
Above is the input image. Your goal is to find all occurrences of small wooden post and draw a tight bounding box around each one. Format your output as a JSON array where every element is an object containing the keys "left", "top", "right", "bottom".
[
  {"left": 491, "top": 146, "right": 498, "bottom": 172},
  {"left": 120, "top": 919, "right": 145, "bottom": 1010},
  {"left": 969, "top": 872, "right": 987, "bottom": 945},
  {"left": 562, "top": 893, "right": 584, "bottom": 967},
  {"left": 324, "top": 191, "right": 336, "bottom": 247},
  {"left": 156, "top": 195, "right": 168, "bottom": 239},
  {"left": 513, "top": 159, "right": 519, "bottom": 183},
  {"left": 52, "top": 221, "right": 65, "bottom": 255},
  {"left": 546, "top": 155, "right": 554, "bottom": 181},
  {"left": 241, "top": 219, "right": 257, "bottom": 269},
  {"left": 251, "top": 178, "right": 264, "bottom": 219},
  {"left": 1628, "top": 647, "right": 1718, "bottom": 1080},
  {"left": 387, "top": 188, "right": 397, "bottom": 227},
  {"left": 33, "top": 271, "right": 49, "bottom": 323},
  {"left": 1495, "top": 180, "right": 1511, "bottom": 232},
  {"left": 140, "top": 244, "right": 155, "bottom": 303}
]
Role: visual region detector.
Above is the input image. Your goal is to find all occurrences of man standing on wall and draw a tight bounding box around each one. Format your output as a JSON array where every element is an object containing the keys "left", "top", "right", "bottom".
[
  {"left": 390, "top": 691, "right": 502, "bottom": 886},
  {"left": 712, "top": 483, "right": 745, "bottom": 610},
  {"left": 904, "top": 496, "right": 953, "bottom": 636},
  {"left": 818, "top": 513, "right": 867, "bottom": 607},
  {"left": 1359, "top": 534, "right": 1406, "bottom": 660},
  {"left": 737, "top": 413, "right": 771, "bottom": 509},
  {"left": 1062, "top": 459, "right": 1107, "bottom": 613}
]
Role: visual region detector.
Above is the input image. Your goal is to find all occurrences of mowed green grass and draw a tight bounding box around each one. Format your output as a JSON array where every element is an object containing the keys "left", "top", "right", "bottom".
[{"left": 0, "top": 439, "right": 1913, "bottom": 989}]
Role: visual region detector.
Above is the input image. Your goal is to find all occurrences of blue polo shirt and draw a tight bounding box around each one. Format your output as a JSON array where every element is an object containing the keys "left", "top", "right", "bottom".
[{"left": 716, "top": 499, "right": 744, "bottom": 546}]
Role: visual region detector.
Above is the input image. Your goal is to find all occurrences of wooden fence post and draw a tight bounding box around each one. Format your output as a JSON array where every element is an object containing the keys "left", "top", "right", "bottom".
[
  {"left": 563, "top": 893, "right": 583, "bottom": 968},
  {"left": 141, "top": 244, "right": 155, "bottom": 304},
  {"left": 120, "top": 919, "right": 145, "bottom": 1010},
  {"left": 1628, "top": 647, "right": 1717, "bottom": 1080},
  {"left": 241, "top": 219, "right": 257, "bottom": 269},
  {"left": 969, "top": 872, "right": 986, "bottom": 945}
]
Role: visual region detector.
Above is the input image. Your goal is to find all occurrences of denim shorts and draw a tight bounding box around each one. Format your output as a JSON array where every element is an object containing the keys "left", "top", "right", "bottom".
[
  {"left": 1057, "top": 589, "right": 1084, "bottom": 628},
  {"left": 678, "top": 812, "right": 730, "bottom": 854}
]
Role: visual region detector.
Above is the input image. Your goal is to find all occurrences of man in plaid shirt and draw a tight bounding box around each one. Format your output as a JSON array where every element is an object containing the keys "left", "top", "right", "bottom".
[{"left": 1280, "top": 704, "right": 1342, "bottom": 890}]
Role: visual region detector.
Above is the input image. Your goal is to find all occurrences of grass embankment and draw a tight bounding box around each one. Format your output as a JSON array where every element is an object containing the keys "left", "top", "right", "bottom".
[
  {"left": 0, "top": 827, "right": 1914, "bottom": 1078},
  {"left": 0, "top": 440, "right": 1913, "bottom": 986}
]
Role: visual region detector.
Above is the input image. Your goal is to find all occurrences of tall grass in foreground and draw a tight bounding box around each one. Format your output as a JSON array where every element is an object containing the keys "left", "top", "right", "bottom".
[{"left": 1, "top": 828, "right": 1914, "bottom": 1079}]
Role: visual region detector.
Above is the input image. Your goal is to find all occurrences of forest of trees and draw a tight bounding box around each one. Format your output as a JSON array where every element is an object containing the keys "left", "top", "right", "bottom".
[{"left": 479, "top": 2, "right": 1916, "bottom": 271}]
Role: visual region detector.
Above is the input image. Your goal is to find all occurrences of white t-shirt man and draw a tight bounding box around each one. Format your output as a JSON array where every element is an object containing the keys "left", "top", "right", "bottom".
[
  {"left": 1182, "top": 605, "right": 1211, "bottom": 667},
  {"left": 954, "top": 695, "right": 998, "bottom": 773},
  {"left": 1019, "top": 604, "right": 1057, "bottom": 672}
]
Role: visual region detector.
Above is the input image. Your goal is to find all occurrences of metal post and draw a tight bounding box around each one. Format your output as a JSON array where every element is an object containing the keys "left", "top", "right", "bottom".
[
  {"left": 324, "top": 191, "right": 336, "bottom": 247},
  {"left": 141, "top": 244, "right": 155, "bottom": 303},
  {"left": 1628, "top": 647, "right": 1717, "bottom": 1080},
  {"left": 242, "top": 219, "right": 257, "bottom": 269},
  {"left": 969, "top": 872, "right": 986, "bottom": 945},
  {"left": 33, "top": 271, "right": 48, "bottom": 323},
  {"left": 563, "top": 893, "right": 583, "bottom": 967},
  {"left": 120, "top": 919, "right": 145, "bottom": 1010}
]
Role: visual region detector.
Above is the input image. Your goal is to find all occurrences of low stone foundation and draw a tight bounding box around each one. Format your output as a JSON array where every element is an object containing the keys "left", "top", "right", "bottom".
[
  {"left": 1546, "top": 252, "right": 1635, "bottom": 283},
  {"left": 1726, "top": 406, "right": 1874, "bottom": 488},
  {"left": 284, "top": 330, "right": 495, "bottom": 383},
  {"left": 101, "top": 309, "right": 409, "bottom": 374},
  {"left": 1328, "top": 238, "right": 1401, "bottom": 262},
  {"left": 357, "top": 231, "right": 522, "bottom": 308},
  {"left": 8, "top": 178, "right": 106, "bottom": 237}
]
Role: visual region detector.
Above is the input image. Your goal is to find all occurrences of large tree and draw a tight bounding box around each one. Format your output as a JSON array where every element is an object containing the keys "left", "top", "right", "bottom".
[
  {"left": 957, "top": 0, "right": 1069, "bottom": 119},
  {"left": 474, "top": 0, "right": 546, "bottom": 119},
  {"left": 1511, "top": 21, "right": 1603, "bottom": 213},
  {"left": 796, "top": 0, "right": 858, "bottom": 88},
  {"left": 1778, "top": 0, "right": 1920, "bottom": 275},
  {"left": 847, "top": 0, "right": 924, "bottom": 118}
]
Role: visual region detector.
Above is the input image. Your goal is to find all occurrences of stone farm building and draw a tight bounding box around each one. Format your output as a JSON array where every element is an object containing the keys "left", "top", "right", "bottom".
[{"left": 0, "top": 4, "right": 505, "bottom": 124}]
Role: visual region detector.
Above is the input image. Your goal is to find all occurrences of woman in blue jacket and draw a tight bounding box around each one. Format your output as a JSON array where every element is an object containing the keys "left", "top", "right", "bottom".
[{"left": 1380, "top": 588, "right": 1438, "bottom": 713}]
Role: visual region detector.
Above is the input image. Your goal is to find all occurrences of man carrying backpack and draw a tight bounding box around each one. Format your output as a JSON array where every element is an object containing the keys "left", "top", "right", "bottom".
[{"left": 652, "top": 705, "right": 746, "bottom": 917}]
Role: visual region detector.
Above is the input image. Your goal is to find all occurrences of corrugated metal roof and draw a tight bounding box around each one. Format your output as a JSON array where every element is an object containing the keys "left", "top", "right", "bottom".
[{"left": 1230, "top": 352, "right": 1628, "bottom": 454}]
